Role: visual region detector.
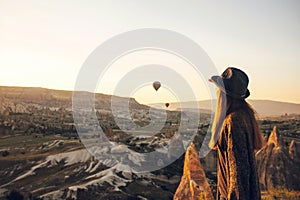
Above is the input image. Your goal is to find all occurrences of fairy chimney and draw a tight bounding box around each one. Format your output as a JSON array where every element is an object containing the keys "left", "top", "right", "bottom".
[
  {"left": 256, "top": 127, "right": 300, "bottom": 191},
  {"left": 289, "top": 140, "right": 299, "bottom": 162},
  {"left": 174, "top": 143, "right": 213, "bottom": 200},
  {"left": 267, "top": 126, "right": 280, "bottom": 147}
]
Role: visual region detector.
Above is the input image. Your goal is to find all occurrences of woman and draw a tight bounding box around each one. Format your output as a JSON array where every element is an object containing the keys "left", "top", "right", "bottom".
[{"left": 208, "top": 67, "right": 265, "bottom": 200}]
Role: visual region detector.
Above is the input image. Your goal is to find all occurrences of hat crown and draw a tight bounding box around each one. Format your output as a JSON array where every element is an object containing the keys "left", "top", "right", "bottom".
[
  {"left": 223, "top": 67, "right": 249, "bottom": 98},
  {"left": 210, "top": 67, "right": 250, "bottom": 99}
]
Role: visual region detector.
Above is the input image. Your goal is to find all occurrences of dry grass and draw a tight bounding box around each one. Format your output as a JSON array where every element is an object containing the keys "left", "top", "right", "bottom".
[{"left": 261, "top": 188, "right": 300, "bottom": 200}]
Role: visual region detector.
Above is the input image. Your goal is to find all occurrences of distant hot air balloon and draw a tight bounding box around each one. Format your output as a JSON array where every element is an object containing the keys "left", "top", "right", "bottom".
[
  {"left": 152, "top": 81, "right": 161, "bottom": 91},
  {"left": 165, "top": 103, "right": 170, "bottom": 108}
]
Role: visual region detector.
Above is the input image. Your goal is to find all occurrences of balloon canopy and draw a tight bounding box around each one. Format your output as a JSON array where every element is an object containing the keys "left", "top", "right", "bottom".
[
  {"left": 152, "top": 81, "right": 161, "bottom": 91},
  {"left": 165, "top": 103, "right": 170, "bottom": 108}
]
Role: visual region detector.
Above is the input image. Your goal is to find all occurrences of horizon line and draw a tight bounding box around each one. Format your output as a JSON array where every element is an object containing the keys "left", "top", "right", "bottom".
[{"left": 0, "top": 84, "right": 299, "bottom": 105}]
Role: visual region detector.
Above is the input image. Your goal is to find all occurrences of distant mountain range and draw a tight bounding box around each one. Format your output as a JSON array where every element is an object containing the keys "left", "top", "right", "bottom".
[
  {"left": 149, "top": 100, "right": 300, "bottom": 117},
  {"left": 0, "top": 86, "right": 299, "bottom": 116}
]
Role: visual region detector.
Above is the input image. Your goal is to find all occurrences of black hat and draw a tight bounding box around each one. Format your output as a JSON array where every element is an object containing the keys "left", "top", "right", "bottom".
[{"left": 209, "top": 67, "right": 250, "bottom": 99}]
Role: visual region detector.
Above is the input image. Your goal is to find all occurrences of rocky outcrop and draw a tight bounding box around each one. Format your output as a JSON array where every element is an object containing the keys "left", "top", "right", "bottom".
[
  {"left": 256, "top": 126, "right": 300, "bottom": 191},
  {"left": 267, "top": 126, "right": 281, "bottom": 147},
  {"left": 289, "top": 140, "right": 299, "bottom": 162},
  {"left": 174, "top": 143, "right": 213, "bottom": 200}
]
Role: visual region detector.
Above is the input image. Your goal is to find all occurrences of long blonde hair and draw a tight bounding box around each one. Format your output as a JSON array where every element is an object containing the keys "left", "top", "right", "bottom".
[
  {"left": 209, "top": 89, "right": 227, "bottom": 149},
  {"left": 209, "top": 89, "right": 265, "bottom": 151}
]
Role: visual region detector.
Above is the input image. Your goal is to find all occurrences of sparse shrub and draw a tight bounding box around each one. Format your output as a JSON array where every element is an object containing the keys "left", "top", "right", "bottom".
[
  {"left": 262, "top": 188, "right": 300, "bottom": 200},
  {"left": 6, "top": 190, "right": 24, "bottom": 200},
  {"left": 2, "top": 150, "right": 9, "bottom": 157}
]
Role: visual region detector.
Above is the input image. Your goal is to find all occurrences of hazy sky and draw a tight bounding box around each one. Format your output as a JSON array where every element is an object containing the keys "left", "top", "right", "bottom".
[{"left": 0, "top": 1, "right": 299, "bottom": 103}]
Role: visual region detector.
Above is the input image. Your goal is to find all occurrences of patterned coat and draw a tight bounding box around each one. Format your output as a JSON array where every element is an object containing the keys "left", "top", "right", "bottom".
[{"left": 216, "top": 110, "right": 261, "bottom": 200}]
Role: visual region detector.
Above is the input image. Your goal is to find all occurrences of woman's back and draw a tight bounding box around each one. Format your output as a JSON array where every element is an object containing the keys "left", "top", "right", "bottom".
[{"left": 217, "top": 109, "right": 261, "bottom": 200}]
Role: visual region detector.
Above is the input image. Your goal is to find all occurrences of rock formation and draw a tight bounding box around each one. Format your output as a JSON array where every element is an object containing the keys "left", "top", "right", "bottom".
[
  {"left": 289, "top": 140, "right": 299, "bottom": 162},
  {"left": 174, "top": 143, "right": 213, "bottom": 200},
  {"left": 256, "top": 126, "right": 300, "bottom": 191},
  {"left": 267, "top": 126, "right": 281, "bottom": 147}
]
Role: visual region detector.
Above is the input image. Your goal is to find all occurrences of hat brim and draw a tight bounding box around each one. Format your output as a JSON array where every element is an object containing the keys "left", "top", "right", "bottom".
[
  {"left": 209, "top": 76, "right": 226, "bottom": 92},
  {"left": 209, "top": 76, "right": 250, "bottom": 99}
]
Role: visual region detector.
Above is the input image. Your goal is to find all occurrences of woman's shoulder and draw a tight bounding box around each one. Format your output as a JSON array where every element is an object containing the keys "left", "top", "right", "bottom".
[
  {"left": 224, "top": 110, "right": 248, "bottom": 126},
  {"left": 226, "top": 110, "right": 243, "bottom": 120}
]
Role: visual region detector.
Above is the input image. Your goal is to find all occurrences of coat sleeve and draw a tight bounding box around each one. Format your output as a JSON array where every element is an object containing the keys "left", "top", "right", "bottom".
[{"left": 226, "top": 114, "right": 251, "bottom": 200}]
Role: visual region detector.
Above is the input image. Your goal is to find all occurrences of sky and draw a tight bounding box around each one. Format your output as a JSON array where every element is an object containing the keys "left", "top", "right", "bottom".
[{"left": 0, "top": 0, "right": 299, "bottom": 104}]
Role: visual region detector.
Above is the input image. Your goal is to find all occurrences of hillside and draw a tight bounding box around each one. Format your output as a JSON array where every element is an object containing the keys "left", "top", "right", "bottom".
[
  {"left": 2, "top": 86, "right": 299, "bottom": 117},
  {"left": 0, "top": 86, "right": 148, "bottom": 111},
  {"left": 150, "top": 99, "right": 300, "bottom": 116}
]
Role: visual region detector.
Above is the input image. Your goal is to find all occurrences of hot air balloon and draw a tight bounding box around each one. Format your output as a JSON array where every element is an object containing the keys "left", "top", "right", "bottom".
[
  {"left": 165, "top": 103, "right": 170, "bottom": 108},
  {"left": 152, "top": 81, "right": 161, "bottom": 91}
]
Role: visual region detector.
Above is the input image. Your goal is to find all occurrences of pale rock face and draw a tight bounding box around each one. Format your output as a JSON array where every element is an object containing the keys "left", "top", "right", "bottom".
[{"left": 174, "top": 143, "right": 213, "bottom": 200}]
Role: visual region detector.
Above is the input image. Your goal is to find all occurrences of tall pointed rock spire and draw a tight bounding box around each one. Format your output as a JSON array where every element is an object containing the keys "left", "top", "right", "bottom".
[{"left": 174, "top": 143, "right": 213, "bottom": 200}]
